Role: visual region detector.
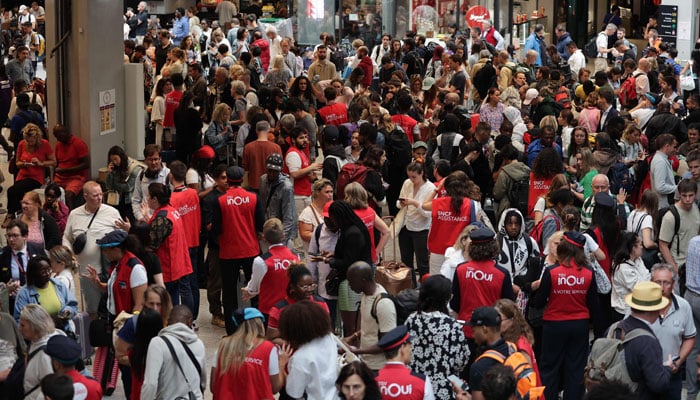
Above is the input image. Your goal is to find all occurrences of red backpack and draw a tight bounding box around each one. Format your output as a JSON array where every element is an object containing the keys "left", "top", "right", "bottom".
[
  {"left": 530, "top": 214, "right": 561, "bottom": 249},
  {"left": 618, "top": 72, "right": 644, "bottom": 109},
  {"left": 336, "top": 163, "right": 369, "bottom": 200}
]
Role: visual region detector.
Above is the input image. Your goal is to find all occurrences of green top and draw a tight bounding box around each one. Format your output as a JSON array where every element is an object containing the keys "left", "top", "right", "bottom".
[{"left": 581, "top": 168, "right": 598, "bottom": 201}]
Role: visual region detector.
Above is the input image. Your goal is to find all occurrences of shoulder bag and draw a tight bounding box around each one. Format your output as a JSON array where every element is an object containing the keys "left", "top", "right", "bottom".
[
  {"left": 162, "top": 336, "right": 203, "bottom": 400},
  {"left": 72, "top": 208, "right": 99, "bottom": 255}
]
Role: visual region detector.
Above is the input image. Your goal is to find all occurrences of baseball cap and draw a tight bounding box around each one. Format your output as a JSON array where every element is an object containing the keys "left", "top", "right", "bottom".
[
  {"left": 469, "top": 306, "right": 501, "bottom": 327},
  {"left": 96, "top": 230, "right": 128, "bottom": 248},
  {"left": 523, "top": 88, "right": 539, "bottom": 105},
  {"left": 266, "top": 153, "right": 284, "bottom": 171}
]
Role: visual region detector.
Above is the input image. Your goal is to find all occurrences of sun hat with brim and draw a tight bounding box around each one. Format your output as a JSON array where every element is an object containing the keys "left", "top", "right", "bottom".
[{"left": 624, "top": 281, "right": 670, "bottom": 312}]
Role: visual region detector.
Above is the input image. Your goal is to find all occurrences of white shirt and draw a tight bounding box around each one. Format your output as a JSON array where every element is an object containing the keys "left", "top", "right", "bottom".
[
  {"left": 596, "top": 32, "right": 608, "bottom": 58},
  {"left": 286, "top": 334, "right": 339, "bottom": 400},
  {"left": 396, "top": 179, "right": 435, "bottom": 232},
  {"left": 568, "top": 50, "right": 586, "bottom": 79}
]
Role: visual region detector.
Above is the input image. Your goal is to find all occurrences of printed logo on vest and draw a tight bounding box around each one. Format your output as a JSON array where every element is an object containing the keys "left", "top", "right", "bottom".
[
  {"left": 465, "top": 268, "right": 493, "bottom": 282},
  {"left": 379, "top": 382, "right": 413, "bottom": 397}
]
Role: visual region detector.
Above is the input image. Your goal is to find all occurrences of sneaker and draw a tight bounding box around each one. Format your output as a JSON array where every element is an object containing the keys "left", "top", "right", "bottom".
[
  {"left": 211, "top": 315, "right": 226, "bottom": 328},
  {"left": 192, "top": 321, "right": 199, "bottom": 332}
]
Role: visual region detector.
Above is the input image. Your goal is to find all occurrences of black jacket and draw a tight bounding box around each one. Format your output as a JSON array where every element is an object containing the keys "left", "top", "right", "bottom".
[{"left": 0, "top": 242, "right": 45, "bottom": 284}]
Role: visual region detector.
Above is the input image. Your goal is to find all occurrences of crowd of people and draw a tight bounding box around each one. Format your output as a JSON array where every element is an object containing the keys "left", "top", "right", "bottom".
[{"left": 0, "top": 0, "right": 699, "bottom": 399}]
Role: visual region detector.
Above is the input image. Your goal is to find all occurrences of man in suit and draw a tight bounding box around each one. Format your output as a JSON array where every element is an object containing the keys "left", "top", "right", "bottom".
[
  {"left": 597, "top": 88, "right": 619, "bottom": 133},
  {"left": 0, "top": 219, "right": 45, "bottom": 311}
]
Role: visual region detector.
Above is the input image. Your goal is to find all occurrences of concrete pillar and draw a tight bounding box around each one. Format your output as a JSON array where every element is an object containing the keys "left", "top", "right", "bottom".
[{"left": 45, "top": 0, "right": 127, "bottom": 178}]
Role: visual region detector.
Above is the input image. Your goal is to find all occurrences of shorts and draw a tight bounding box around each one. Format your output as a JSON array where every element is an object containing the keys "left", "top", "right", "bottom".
[
  {"left": 338, "top": 279, "right": 362, "bottom": 311},
  {"left": 53, "top": 175, "right": 86, "bottom": 195}
]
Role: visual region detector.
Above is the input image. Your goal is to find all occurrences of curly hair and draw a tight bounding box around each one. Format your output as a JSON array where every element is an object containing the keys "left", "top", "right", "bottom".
[
  {"left": 468, "top": 237, "right": 500, "bottom": 261},
  {"left": 532, "top": 147, "right": 564, "bottom": 179},
  {"left": 494, "top": 298, "right": 535, "bottom": 345},
  {"left": 278, "top": 300, "right": 331, "bottom": 349}
]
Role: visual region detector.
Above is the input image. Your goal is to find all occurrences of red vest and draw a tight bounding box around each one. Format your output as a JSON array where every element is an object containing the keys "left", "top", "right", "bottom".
[
  {"left": 170, "top": 186, "right": 201, "bottom": 248},
  {"left": 543, "top": 263, "right": 593, "bottom": 321},
  {"left": 591, "top": 227, "right": 612, "bottom": 277},
  {"left": 213, "top": 339, "right": 276, "bottom": 400},
  {"left": 258, "top": 245, "right": 299, "bottom": 313},
  {"left": 484, "top": 27, "right": 498, "bottom": 47},
  {"left": 428, "top": 197, "right": 474, "bottom": 255},
  {"left": 353, "top": 207, "right": 378, "bottom": 263},
  {"left": 66, "top": 369, "right": 102, "bottom": 400},
  {"left": 527, "top": 173, "right": 553, "bottom": 218},
  {"left": 218, "top": 187, "right": 261, "bottom": 259},
  {"left": 376, "top": 363, "right": 428, "bottom": 400},
  {"left": 149, "top": 205, "right": 193, "bottom": 282},
  {"left": 454, "top": 260, "right": 510, "bottom": 338},
  {"left": 318, "top": 102, "right": 348, "bottom": 126},
  {"left": 283, "top": 146, "right": 312, "bottom": 196},
  {"left": 111, "top": 251, "right": 142, "bottom": 314}
]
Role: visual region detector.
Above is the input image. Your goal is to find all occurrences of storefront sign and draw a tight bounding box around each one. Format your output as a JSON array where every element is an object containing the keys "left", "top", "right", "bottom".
[
  {"left": 465, "top": 5, "right": 490, "bottom": 28},
  {"left": 657, "top": 5, "right": 678, "bottom": 49}
]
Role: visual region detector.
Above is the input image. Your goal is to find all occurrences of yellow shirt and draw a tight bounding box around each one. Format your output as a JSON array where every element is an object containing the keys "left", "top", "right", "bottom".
[{"left": 36, "top": 282, "right": 62, "bottom": 316}]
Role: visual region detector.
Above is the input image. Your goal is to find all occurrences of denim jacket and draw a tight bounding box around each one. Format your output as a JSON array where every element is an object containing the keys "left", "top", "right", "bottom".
[{"left": 13, "top": 277, "right": 78, "bottom": 324}]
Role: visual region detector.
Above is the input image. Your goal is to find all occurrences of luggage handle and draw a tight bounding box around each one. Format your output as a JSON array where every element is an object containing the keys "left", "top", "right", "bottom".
[{"left": 382, "top": 216, "right": 397, "bottom": 263}]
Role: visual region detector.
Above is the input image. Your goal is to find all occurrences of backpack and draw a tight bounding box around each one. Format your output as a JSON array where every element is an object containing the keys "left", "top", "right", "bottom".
[
  {"left": 329, "top": 46, "right": 347, "bottom": 72},
  {"left": 656, "top": 205, "right": 681, "bottom": 256},
  {"left": 371, "top": 290, "right": 419, "bottom": 326},
  {"left": 530, "top": 214, "right": 561, "bottom": 249},
  {"left": 384, "top": 128, "right": 413, "bottom": 175},
  {"left": 31, "top": 32, "right": 45, "bottom": 61},
  {"left": 554, "top": 87, "right": 572, "bottom": 111},
  {"left": 585, "top": 322, "right": 655, "bottom": 392},
  {"left": 476, "top": 341, "right": 545, "bottom": 400},
  {"left": 6, "top": 345, "right": 47, "bottom": 400},
  {"left": 407, "top": 50, "right": 424, "bottom": 78},
  {"left": 336, "top": 163, "right": 369, "bottom": 200},
  {"left": 607, "top": 160, "right": 635, "bottom": 195},
  {"left": 325, "top": 154, "right": 348, "bottom": 175},
  {"left": 618, "top": 72, "right": 643, "bottom": 109},
  {"left": 584, "top": 34, "right": 602, "bottom": 59},
  {"left": 473, "top": 60, "right": 497, "bottom": 99},
  {"left": 504, "top": 172, "right": 530, "bottom": 217}
]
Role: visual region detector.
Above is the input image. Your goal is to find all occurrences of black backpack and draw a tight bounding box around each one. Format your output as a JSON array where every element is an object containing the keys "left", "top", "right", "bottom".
[
  {"left": 383, "top": 128, "right": 413, "bottom": 177},
  {"left": 607, "top": 160, "right": 635, "bottom": 195},
  {"left": 329, "top": 46, "right": 346, "bottom": 72},
  {"left": 406, "top": 50, "right": 424, "bottom": 78},
  {"left": 6, "top": 345, "right": 46, "bottom": 400},
  {"left": 584, "top": 35, "right": 600, "bottom": 59},
  {"left": 371, "top": 290, "right": 419, "bottom": 326},
  {"left": 505, "top": 172, "right": 531, "bottom": 217},
  {"left": 473, "top": 60, "right": 497, "bottom": 99}
]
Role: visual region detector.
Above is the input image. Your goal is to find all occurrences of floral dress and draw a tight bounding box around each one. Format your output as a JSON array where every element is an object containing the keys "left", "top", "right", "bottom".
[{"left": 405, "top": 310, "right": 470, "bottom": 399}]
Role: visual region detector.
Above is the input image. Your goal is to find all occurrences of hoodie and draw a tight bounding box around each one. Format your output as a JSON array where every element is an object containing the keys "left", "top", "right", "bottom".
[
  {"left": 493, "top": 160, "right": 531, "bottom": 218},
  {"left": 593, "top": 148, "right": 617, "bottom": 176},
  {"left": 358, "top": 56, "right": 374, "bottom": 87},
  {"left": 496, "top": 208, "right": 541, "bottom": 283},
  {"left": 141, "top": 322, "right": 206, "bottom": 400},
  {"left": 504, "top": 106, "right": 526, "bottom": 151}
]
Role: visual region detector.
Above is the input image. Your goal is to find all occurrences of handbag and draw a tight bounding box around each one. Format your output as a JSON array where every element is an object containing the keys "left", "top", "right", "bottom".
[
  {"left": 325, "top": 268, "right": 340, "bottom": 297},
  {"left": 681, "top": 73, "right": 696, "bottom": 92},
  {"left": 73, "top": 208, "right": 99, "bottom": 254},
  {"left": 162, "top": 336, "right": 202, "bottom": 400},
  {"left": 590, "top": 258, "right": 612, "bottom": 294},
  {"left": 105, "top": 190, "right": 120, "bottom": 206},
  {"left": 633, "top": 214, "right": 659, "bottom": 269}
]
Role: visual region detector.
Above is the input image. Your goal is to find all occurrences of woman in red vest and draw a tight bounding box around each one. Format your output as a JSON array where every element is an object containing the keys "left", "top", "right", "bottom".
[
  {"left": 532, "top": 231, "right": 599, "bottom": 400},
  {"left": 423, "top": 171, "right": 481, "bottom": 276},
  {"left": 344, "top": 182, "right": 390, "bottom": 265},
  {"left": 529, "top": 148, "right": 564, "bottom": 222},
  {"left": 146, "top": 183, "right": 194, "bottom": 312},
  {"left": 212, "top": 307, "right": 291, "bottom": 400}
]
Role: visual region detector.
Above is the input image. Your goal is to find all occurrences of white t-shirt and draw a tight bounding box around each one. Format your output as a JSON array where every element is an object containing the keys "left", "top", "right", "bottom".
[
  {"left": 107, "top": 262, "right": 148, "bottom": 315},
  {"left": 627, "top": 210, "right": 655, "bottom": 240},
  {"left": 361, "top": 285, "right": 397, "bottom": 370},
  {"left": 185, "top": 168, "right": 214, "bottom": 189},
  {"left": 285, "top": 151, "right": 302, "bottom": 174}
]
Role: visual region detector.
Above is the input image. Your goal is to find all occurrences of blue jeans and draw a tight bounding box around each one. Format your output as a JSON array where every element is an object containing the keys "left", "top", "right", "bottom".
[{"left": 165, "top": 275, "right": 194, "bottom": 314}]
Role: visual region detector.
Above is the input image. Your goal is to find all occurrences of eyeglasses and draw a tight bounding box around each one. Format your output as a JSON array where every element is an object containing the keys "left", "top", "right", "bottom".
[
  {"left": 146, "top": 157, "right": 161, "bottom": 162},
  {"left": 299, "top": 283, "right": 318, "bottom": 291}
]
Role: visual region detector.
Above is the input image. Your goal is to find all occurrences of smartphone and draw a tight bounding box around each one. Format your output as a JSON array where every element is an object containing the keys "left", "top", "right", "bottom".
[
  {"left": 308, "top": 252, "right": 321, "bottom": 257},
  {"left": 672, "top": 355, "right": 681, "bottom": 362},
  {"left": 447, "top": 375, "right": 469, "bottom": 392}
]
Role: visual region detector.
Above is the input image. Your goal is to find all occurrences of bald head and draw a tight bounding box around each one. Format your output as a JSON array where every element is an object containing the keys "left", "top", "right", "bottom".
[
  {"left": 592, "top": 174, "right": 610, "bottom": 194},
  {"left": 347, "top": 261, "right": 374, "bottom": 293},
  {"left": 168, "top": 305, "right": 193, "bottom": 327}
]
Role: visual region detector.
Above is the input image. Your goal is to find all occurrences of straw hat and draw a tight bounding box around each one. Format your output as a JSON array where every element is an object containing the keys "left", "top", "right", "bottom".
[{"left": 624, "top": 281, "right": 669, "bottom": 312}]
